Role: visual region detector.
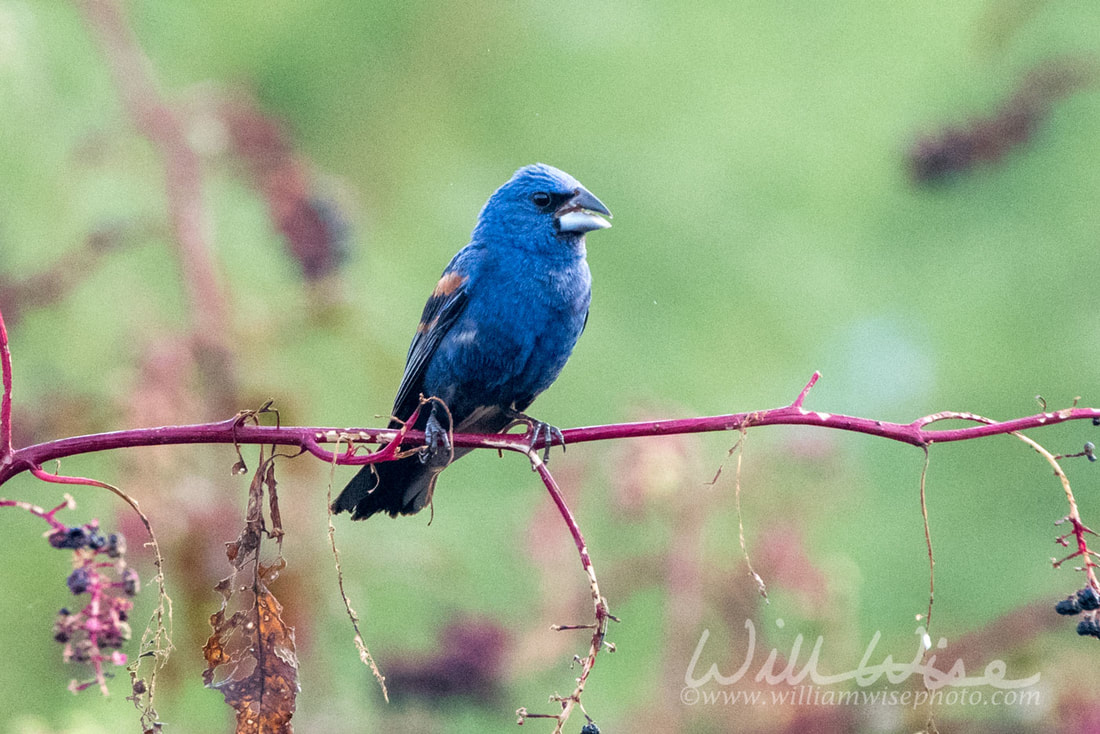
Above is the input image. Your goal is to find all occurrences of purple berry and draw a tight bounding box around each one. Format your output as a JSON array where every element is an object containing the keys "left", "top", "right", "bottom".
[
  {"left": 1057, "top": 597, "right": 1081, "bottom": 615},
  {"left": 105, "top": 533, "right": 125, "bottom": 558},
  {"left": 53, "top": 618, "right": 72, "bottom": 642},
  {"left": 66, "top": 567, "right": 92, "bottom": 595},
  {"left": 121, "top": 567, "right": 140, "bottom": 597},
  {"left": 1077, "top": 586, "right": 1100, "bottom": 611},
  {"left": 48, "top": 526, "right": 91, "bottom": 550}
]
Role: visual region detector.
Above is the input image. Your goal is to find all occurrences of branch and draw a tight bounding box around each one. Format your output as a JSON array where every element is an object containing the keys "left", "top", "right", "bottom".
[
  {"left": 0, "top": 306, "right": 12, "bottom": 463},
  {"left": 4, "top": 372, "right": 1099, "bottom": 487},
  {"left": 74, "top": 0, "right": 237, "bottom": 407},
  {"left": 515, "top": 451, "right": 616, "bottom": 733},
  {"left": 75, "top": 0, "right": 227, "bottom": 339}
]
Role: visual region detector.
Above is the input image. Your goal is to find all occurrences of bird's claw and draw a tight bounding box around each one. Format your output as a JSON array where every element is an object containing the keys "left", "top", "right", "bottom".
[
  {"left": 506, "top": 412, "right": 564, "bottom": 463},
  {"left": 419, "top": 409, "right": 453, "bottom": 467},
  {"left": 532, "top": 422, "right": 565, "bottom": 463}
]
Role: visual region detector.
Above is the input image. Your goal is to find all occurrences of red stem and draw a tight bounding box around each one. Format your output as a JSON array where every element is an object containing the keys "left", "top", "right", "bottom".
[
  {"left": 534, "top": 460, "right": 592, "bottom": 575},
  {"left": 526, "top": 455, "right": 607, "bottom": 732},
  {"left": 31, "top": 466, "right": 111, "bottom": 489},
  {"left": 0, "top": 307, "right": 11, "bottom": 462},
  {"left": 74, "top": 0, "right": 238, "bottom": 415},
  {"left": 75, "top": 0, "right": 228, "bottom": 340},
  {"left": 2, "top": 395, "right": 1098, "bottom": 487}
]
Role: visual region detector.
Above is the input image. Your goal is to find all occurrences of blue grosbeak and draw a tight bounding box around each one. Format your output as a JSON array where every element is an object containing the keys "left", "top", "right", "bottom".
[{"left": 332, "top": 164, "right": 611, "bottom": 520}]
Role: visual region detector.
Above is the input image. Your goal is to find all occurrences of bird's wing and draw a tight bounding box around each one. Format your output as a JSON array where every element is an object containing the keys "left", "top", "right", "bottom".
[{"left": 390, "top": 256, "right": 473, "bottom": 424}]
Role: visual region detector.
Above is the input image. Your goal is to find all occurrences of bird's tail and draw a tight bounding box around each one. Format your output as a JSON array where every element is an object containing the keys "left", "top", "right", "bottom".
[
  {"left": 331, "top": 456, "right": 438, "bottom": 520},
  {"left": 332, "top": 404, "right": 510, "bottom": 520},
  {"left": 331, "top": 446, "right": 478, "bottom": 520}
]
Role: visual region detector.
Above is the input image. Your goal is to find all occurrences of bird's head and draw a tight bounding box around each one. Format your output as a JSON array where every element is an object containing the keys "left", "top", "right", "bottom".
[{"left": 474, "top": 163, "right": 611, "bottom": 254}]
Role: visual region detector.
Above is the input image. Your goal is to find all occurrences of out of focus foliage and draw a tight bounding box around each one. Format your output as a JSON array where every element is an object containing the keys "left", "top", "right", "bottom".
[{"left": 2, "top": 1, "right": 1100, "bottom": 731}]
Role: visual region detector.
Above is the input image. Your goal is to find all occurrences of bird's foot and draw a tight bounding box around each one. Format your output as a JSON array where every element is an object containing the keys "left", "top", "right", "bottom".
[
  {"left": 419, "top": 407, "right": 454, "bottom": 467},
  {"left": 505, "top": 410, "right": 564, "bottom": 463}
]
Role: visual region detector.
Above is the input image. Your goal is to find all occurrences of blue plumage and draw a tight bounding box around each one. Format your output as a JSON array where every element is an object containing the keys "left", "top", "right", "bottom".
[{"left": 333, "top": 164, "right": 611, "bottom": 519}]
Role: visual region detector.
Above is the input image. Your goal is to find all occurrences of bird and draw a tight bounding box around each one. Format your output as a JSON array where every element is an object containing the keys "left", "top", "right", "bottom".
[{"left": 331, "top": 163, "right": 612, "bottom": 520}]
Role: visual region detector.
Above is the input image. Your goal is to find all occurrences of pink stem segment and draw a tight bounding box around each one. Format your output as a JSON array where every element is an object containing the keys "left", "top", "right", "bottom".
[
  {"left": 3, "top": 379, "right": 1099, "bottom": 487},
  {"left": 0, "top": 307, "right": 11, "bottom": 463}
]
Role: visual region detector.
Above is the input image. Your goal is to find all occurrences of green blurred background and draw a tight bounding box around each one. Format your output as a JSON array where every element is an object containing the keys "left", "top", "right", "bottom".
[{"left": 1, "top": 1, "right": 1099, "bottom": 732}]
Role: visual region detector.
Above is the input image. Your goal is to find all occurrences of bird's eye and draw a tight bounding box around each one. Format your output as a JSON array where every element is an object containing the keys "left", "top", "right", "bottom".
[{"left": 531, "top": 192, "right": 553, "bottom": 210}]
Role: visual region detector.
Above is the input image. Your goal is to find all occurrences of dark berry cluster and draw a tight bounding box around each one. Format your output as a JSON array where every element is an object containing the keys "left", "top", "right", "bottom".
[
  {"left": 1077, "top": 618, "right": 1100, "bottom": 638},
  {"left": 47, "top": 524, "right": 125, "bottom": 557},
  {"left": 53, "top": 604, "right": 131, "bottom": 659},
  {"left": 45, "top": 521, "right": 136, "bottom": 692},
  {"left": 1055, "top": 586, "right": 1100, "bottom": 639}
]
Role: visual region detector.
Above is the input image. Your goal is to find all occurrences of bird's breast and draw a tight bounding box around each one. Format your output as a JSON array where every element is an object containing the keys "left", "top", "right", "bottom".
[{"left": 425, "top": 253, "right": 589, "bottom": 411}]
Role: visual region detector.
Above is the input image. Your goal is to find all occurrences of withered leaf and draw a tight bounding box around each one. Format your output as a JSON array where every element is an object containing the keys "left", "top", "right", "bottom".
[
  {"left": 263, "top": 460, "right": 283, "bottom": 541},
  {"left": 203, "top": 589, "right": 299, "bottom": 734},
  {"left": 203, "top": 447, "right": 299, "bottom": 733}
]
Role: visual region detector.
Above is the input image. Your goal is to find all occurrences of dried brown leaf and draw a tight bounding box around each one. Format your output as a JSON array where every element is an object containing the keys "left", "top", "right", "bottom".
[
  {"left": 202, "top": 447, "right": 298, "bottom": 732},
  {"left": 203, "top": 588, "right": 299, "bottom": 733},
  {"left": 264, "top": 461, "right": 283, "bottom": 542}
]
